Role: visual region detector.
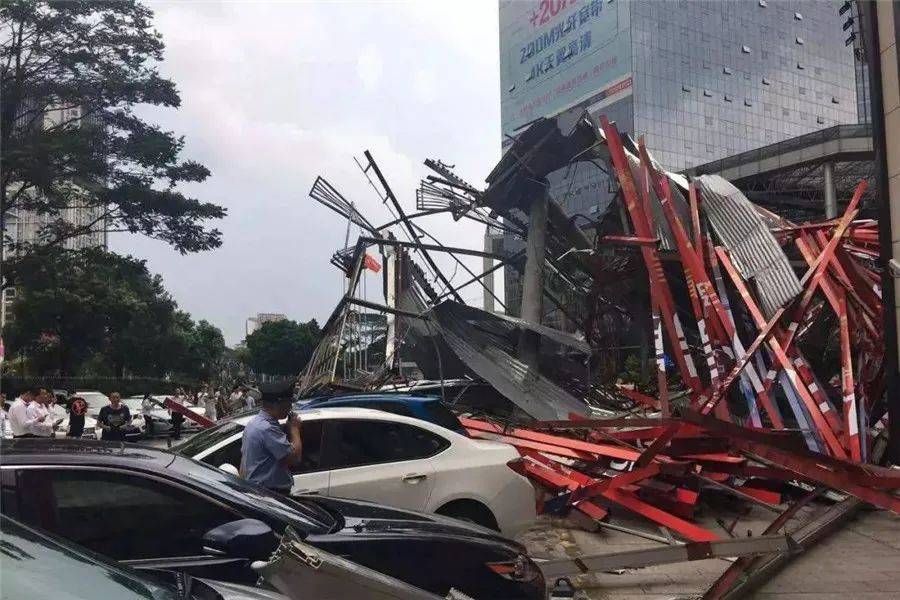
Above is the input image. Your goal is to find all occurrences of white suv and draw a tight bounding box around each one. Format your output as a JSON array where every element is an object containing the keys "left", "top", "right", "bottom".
[{"left": 176, "top": 407, "right": 536, "bottom": 537}]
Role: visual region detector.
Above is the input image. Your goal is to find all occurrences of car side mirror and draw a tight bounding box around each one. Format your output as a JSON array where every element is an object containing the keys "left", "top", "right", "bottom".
[
  {"left": 203, "top": 519, "right": 277, "bottom": 560},
  {"left": 219, "top": 463, "right": 239, "bottom": 476}
]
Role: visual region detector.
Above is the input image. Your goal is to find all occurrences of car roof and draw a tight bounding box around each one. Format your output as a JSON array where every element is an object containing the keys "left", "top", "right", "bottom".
[
  {"left": 307, "top": 394, "right": 440, "bottom": 405},
  {"left": 0, "top": 438, "right": 177, "bottom": 471},
  {"left": 233, "top": 406, "right": 456, "bottom": 431},
  {"left": 0, "top": 439, "right": 336, "bottom": 533}
]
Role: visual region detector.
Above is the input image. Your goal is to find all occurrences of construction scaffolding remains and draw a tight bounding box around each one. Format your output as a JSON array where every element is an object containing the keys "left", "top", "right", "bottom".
[{"left": 298, "top": 109, "right": 897, "bottom": 598}]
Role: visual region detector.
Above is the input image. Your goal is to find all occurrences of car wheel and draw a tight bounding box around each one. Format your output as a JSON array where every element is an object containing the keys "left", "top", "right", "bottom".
[{"left": 436, "top": 500, "right": 499, "bottom": 531}]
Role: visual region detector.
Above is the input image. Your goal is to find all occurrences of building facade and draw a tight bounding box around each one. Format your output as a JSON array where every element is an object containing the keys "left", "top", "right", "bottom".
[
  {"left": 245, "top": 313, "right": 288, "bottom": 338},
  {"left": 2, "top": 104, "right": 107, "bottom": 329},
  {"left": 496, "top": 0, "right": 862, "bottom": 316}
]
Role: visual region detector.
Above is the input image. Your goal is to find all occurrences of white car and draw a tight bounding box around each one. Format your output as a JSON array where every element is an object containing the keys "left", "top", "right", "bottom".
[
  {"left": 123, "top": 396, "right": 173, "bottom": 436},
  {"left": 75, "top": 390, "right": 110, "bottom": 416},
  {"left": 48, "top": 404, "right": 100, "bottom": 439},
  {"left": 176, "top": 407, "right": 537, "bottom": 537}
]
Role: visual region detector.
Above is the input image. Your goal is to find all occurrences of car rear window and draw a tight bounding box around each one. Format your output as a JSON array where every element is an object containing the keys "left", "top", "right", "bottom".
[{"left": 423, "top": 402, "right": 467, "bottom": 435}]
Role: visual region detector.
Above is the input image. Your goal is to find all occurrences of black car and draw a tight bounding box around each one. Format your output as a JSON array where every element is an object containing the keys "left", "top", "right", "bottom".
[
  {"left": 0, "top": 439, "right": 544, "bottom": 599},
  {"left": 0, "top": 514, "right": 286, "bottom": 600}
]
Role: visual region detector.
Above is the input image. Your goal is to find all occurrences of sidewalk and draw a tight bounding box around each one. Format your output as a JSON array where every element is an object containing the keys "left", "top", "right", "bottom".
[{"left": 518, "top": 505, "right": 900, "bottom": 599}]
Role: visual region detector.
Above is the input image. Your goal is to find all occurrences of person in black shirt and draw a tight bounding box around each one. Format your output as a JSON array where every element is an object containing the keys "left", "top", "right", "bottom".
[
  {"left": 67, "top": 396, "right": 88, "bottom": 438},
  {"left": 98, "top": 392, "right": 131, "bottom": 442}
]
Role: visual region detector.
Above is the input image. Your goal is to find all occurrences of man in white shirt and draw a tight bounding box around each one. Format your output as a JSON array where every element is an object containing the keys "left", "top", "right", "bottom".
[
  {"left": 228, "top": 387, "right": 243, "bottom": 413},
  {"left": 244, "top": 386, "right": 259, "bottom": 411},
  {"left": 200, "top": 385, "right": 217, "bottom": 422},
  {"left": 8, "top": 389, "right": 34, "bottom": 438},
  {"left": 0, "top": 393, "right": 9, "bottom": 439},
  {"left": 25, "top": 388, "right": 56, "bottom": 437}
]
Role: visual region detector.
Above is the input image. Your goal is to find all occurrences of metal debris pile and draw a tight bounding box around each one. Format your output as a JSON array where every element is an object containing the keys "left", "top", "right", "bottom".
[{"left": 300, "top": 109, "right": 897, "bottom": 597}]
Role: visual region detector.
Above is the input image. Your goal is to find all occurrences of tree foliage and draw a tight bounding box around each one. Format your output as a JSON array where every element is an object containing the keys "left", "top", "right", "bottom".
[
  {"left": 1, "top": 0, "right": 224, "bottom": 281},
  {"left": 245, "top": 319, "right": 321, "bottom": 377},
  {"left": 3, "top": 247, "right": 224, "bottom": 379}
]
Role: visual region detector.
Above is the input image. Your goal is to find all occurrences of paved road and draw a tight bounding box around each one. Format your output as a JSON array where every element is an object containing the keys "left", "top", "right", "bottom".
[{"left": 518, "top": 505, "right": 900, "bottom": 599}]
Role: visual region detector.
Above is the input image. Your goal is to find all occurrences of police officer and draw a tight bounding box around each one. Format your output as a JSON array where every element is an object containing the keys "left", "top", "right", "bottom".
[{"left": 239, "top": 383, "right": 302, "bottom": 494}]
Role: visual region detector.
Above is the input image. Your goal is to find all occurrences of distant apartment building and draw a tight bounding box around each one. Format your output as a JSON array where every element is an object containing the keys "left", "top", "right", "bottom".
[
  {"left": 2, "top": 104, "right": 107, "bottom": 329},
  {"left": 245, "top": 313, "right": 288, "bottom": 337}
]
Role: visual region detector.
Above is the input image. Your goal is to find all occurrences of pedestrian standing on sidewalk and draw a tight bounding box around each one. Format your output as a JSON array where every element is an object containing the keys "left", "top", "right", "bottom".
[
  {"left": 239, "top": 382, "right": 302, "bottom": 494},
  {"left": 67, "top": 396, "right": 88, "bottom": 438},
  {"left": 215, "top": 388, "right": 227, "bottom": 417},
  {"left": 25, "top": 388, "right": 55, "bottom": 438},
  {"left": 141, "top": 393, "right": 157, "bottom": 436},
  {"left": 228, "top": 386, "right": 243, "bottom": 414},
  {"left": 244, "top": 386, "right": 259, "bottom": 411},
  {"left": 98, "top": 392, "right": 131, "bottom": 442},
  {"left": 201, "top": 384, "right": 218, "bottom": 422},
  {"left": 0, "top": 394, "right": 9, "bottom": 438},
  {"left": 8, "top": 389, "right": 34, "bottom": 438}
]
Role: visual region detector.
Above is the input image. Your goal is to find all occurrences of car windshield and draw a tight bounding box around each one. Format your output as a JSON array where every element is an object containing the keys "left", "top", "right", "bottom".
[
  {"left": 1, "top": 516, "right": 179, "bottom": 600},
  {"left": 175, "top": 455, "right": 336, "bottom": 535},
  {"left": 173, "top": 421, "right": 244, "bottom": 456}
]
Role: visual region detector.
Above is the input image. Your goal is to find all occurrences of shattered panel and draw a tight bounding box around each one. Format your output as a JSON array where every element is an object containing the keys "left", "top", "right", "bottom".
[{"left": 430, "top": 302, "right": 590, "bottom": 420}]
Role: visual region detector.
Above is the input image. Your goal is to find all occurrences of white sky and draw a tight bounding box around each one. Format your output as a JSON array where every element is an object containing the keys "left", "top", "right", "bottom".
[{"left": 112, "top": 1, "right": 502, "bottom": 345}]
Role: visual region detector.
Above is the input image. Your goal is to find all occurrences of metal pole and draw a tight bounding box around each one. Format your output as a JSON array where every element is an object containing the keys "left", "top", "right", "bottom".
[
  {"left": 518, "top": 192, "right": 548, "bottom": 365},
  {"left": 362, "top": 150, "right": 462, "bottom": 303},
  {"left": 861, "top": 0, "right": 900, "bottom": 462},
  {"left": 823, "top": 162, "right": 837, "bottom": 219},
  {"left": 483, "top": 227, "right": 495, "bottom": 313}
]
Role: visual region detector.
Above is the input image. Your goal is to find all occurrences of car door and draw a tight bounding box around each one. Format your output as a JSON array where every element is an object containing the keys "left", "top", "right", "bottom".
[
  {"left": 322, "top": 418, "right": 448, "bottom": 511},
  {"left": 3, "top": 467, "right": 256, "bottom": 584},
  {"left": 288, "top": 419, "right": 330, "bottom": 495},
  {"left": 196, "top": 422, "right": 330, "bottom": 496}
]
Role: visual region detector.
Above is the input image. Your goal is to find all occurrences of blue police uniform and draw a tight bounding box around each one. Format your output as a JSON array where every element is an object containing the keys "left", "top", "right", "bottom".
[{"left": 241, "top": 411, "right": 293, "bottom": 492}]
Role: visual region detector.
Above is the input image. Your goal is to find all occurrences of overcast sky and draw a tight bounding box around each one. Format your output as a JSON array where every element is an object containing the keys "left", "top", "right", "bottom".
[{"left": 112, "top": 1, "right": 501, "bottom": 346}]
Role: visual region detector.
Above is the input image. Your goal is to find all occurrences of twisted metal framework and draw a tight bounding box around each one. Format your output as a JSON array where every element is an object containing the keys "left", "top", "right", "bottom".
[{"left": 309, "top": 176, "right": 378, "bottom": 235}]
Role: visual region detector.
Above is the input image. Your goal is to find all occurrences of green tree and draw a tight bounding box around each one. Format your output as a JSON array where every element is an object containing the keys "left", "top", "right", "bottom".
[
  {"left": 186, "top": 319, "right": 226, "bottom": 381},
  {"left": 3, "top": 248, "right": 224, "bottom": 378},
  {"left": 245, "top": 319, "right": 320, "bottom": 377},
  {"left": 1, "top": 0, "right": 224, "bottom": 284}
]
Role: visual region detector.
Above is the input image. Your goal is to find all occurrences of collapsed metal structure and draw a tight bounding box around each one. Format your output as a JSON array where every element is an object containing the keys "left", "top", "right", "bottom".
[{"left": 299, "top": 110, "right": 896, "bottom": 597}]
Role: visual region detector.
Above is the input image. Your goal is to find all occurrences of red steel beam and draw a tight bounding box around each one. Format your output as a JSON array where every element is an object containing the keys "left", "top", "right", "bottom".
[
  {"left": 639, "top": 145, "right": 720, "bottom": 413},
  {"left": 163, "top": 397, "right": 215, "bottom": 429},
  {"left": 715, "top": 247, "right": 846, "bottom": 457},
  {"left": 600, "top": 116, "right": 703, "bottom": 399},
  {"left": 525, "top": 451, "right": 718, "bottom": 542},
  {"left": 640, "top": 144, "right": 780, "bottom": 425},
  {"left": 467, "top": 429, "right": 598, "bottom": 461},
  {"left": 776, "top": 181, "right": 866, "bottom": 356},
  {"left": 571, "top": 463, "right": 663, "bottom": 503},
  {"left": 462, "top": 418, "right": 643, "bottom": 462}
]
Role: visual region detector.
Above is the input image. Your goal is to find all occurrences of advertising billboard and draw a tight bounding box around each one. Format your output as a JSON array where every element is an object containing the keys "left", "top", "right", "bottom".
[{"left": 499, "top": 0, "right": 633, "bottom": 145}]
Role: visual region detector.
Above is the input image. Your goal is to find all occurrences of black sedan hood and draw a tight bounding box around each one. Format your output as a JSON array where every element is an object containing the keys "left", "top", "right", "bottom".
[{"left": 302, "top": 495, "right": 525, "bottom": 554}]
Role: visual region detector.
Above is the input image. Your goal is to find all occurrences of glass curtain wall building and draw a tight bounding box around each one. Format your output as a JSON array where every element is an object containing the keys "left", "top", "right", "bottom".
[{"left": 496, "top": 0, "right": 860, "bottom": 317}]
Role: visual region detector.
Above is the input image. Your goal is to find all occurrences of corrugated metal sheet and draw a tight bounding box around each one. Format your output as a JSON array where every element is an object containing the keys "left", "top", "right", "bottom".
[
  {"left": 430, "top": 302, "right": 589, "bottom": 420},
  {"left": 696, "top": 175, "right": 802, "bottom": 318}
]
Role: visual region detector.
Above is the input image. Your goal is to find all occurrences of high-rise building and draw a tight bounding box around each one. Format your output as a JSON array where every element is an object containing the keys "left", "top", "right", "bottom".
[
  {"left": 245, "top": 313, "right": 288, "bottom": 337},
  {"left": 2, "top": 104, "right": 107, "bottom": 328},
  {"left": 495, "top": 0, "right": 862, "bottom": 316}
]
